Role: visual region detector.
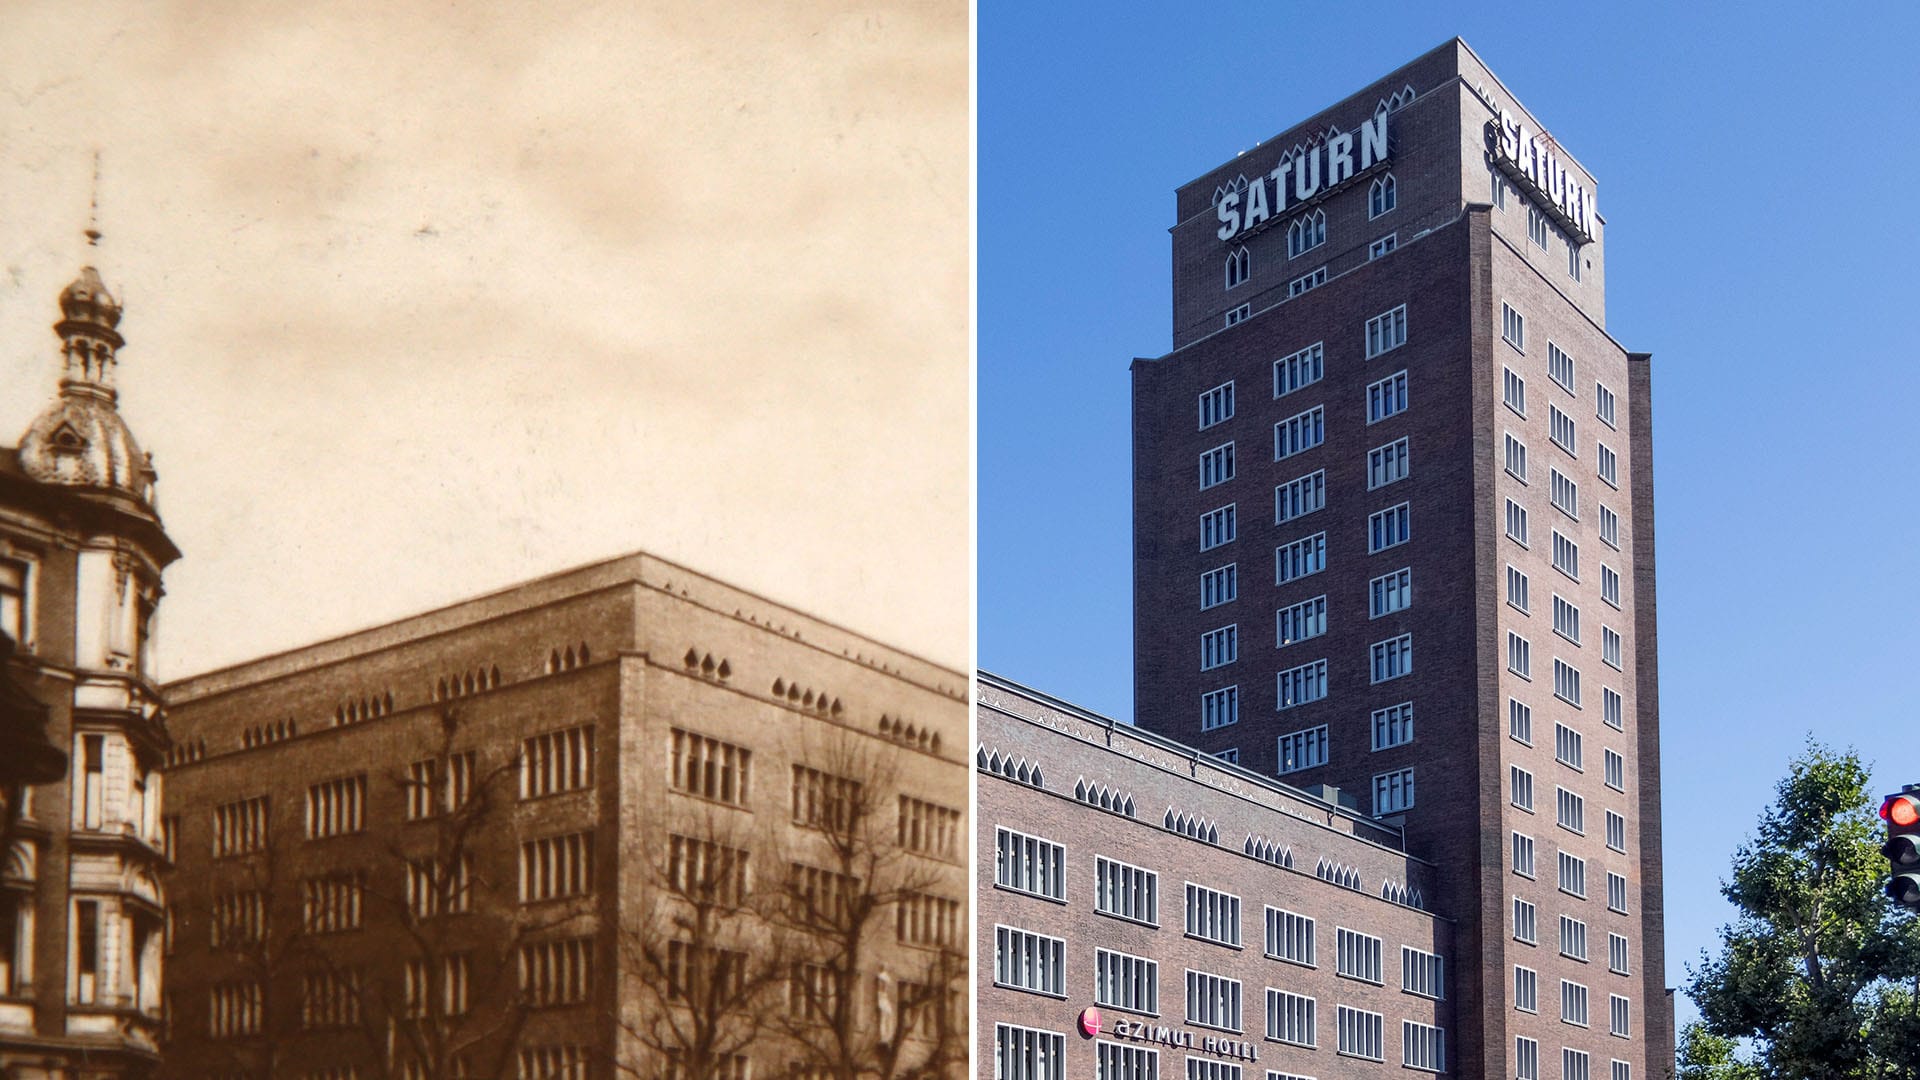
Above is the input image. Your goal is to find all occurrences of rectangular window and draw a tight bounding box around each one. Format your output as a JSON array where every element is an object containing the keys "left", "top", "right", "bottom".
[
  {"left": 994, "top": 925, "right": 1066, "bottom": 996},
  {"left": 1365, "top": 305, "right": 1408, "bottom": 359},
  {"left": 1601, "top": 564, "right": 1621, "bottom": 608},
  {"left": 1504, "top": 367, "right": 1526, "bottom": 416},
  {"left": 1275, "top": 596, "right": 1327, "bottom": 648},
  {"left": 1369, "top": 634, "right": 1413, "bottom": 683},
  {"left": 900, "top": 796, "right": 961, "bottom": 860},
  {"left": 1554, "top": 659, "right": 1582, "bottom": 707},
  {"left": 1201, "top": 686, "right": 1239, "bottom": 732},
  {"left": 1553, "top": 594, "right": 1581, "bottom": 644},
  {"left": 1611, "top": 994, "right": 1631, "bottom": 1037},
  {"left": 1569, "top": 241, "right": 1583, "bottom": 280},
  {"left": 1287, "top": 266, "right": 1327, "bottom": 297},
  {"left": 302, "top": 872, "right": 365, "bottom": 934},
  {"left": 1373, "top": 768, "right": 1414, "bottom": 814},
  {"left": 1371, "top": 702, "right": 1414, "bottom": 751},
  {"left": 1184, "top": 969, "right": 1243, "bottom": 1032},
  {"left": 1506, "top": 499, "right": 1529, "bottom": 546},
  {"left": 1274, "top": 470, "right": 1326, "bottom": 523},
  {"left": 1609, "top": 871, "right": 1630, "bottom": 913},
  {"left": 1273, "top": 343, "right": 1325, "bottom": 398},
  {"left": 1510, "top": 698, "right": 1533, "bottom": 744},
  {"left": 1198, "top": 382, "right": 1234, "bottom": 430},
  {"left": 1095, "top": 949, "right": 1159, "bottom": 1016},
  {"left": 1403, "top": 1020, "right": 1446, "bottom": 1073},
  {"left": 1550, "top": 405, "right": 1577, "bottom": 456},
  {"left": 1200, "top": 504, "right": 1237, "bottom": 551},
  {"left": 1605, "top": 749, "right": 1625, "bottom": 791},
  {"left": 1548, "top": 343, "right": 1575, "bottom": 393},
  {"left": 213, "top": 796, "right": 270, "bottom": 858},
  {"left": 1199, "top": 443, "right": 1235, "bottom": 489},
  {"left": 1607, "top": 809, "right": 1628, "bottom": 852},
  {"left": 1604, "top": 687, "right": 1624, "bottom": 730},
  {"left": 1369, "top": 233, "right": 1397, "bottom": 259},
  {"left": 1184, "top": 883, "right": 1242, "bottom": 947},
  {"left": 1275, "top": 533, "right": 1327, "bottom": 584},
  {"left": 1557, "top": 787, "right": 1586, "bottom": 834},
  {"left": 1199, "top": 626, "right": 1239, "bottom": 671},
  {"left": 1517, "top": 1038, "right": 1541, "bottom": 1080},
  {"left": 670, "top": 729, "right": 751, "bottom": 806},
  {"left": 995, "top": 1024, "right": 1065, "bottom": 1080},
  {"left": 1528, "top": 206, "right": 1550, "bottom": 248},
  {"left": 1199, "top": 565, "right": 1237, "bottom": 610},
  {"left": 1277, "top": 725, "right": 1328, "bottom": 772},
  {"left": 1560, "top": 851, "right": 1588, "bottom": 898},
  {"left": 1513, "top": 896, "right": 1537, "bottom": 944},
  {"left": 1598, "top": 443, "right": 1618, "bottom": 487},
  {"left": 1368, "top": 503, "right": 1410, "bottom": 553},
  {"left": 1097, "top": 1043, "right": 1158, "bottom": 1080},
  {"left": 1563, "top": 1049, "right": 1592, "bottom": 1080},
  {"left": 1516, "top": 965, "right": 1539, "bottom": 1012},
  {"left": 1508, "top": 631, "right": 1532, "bottom": 679},
  {"left": 1370, "top": 567, "right": 1412, "bottom": 617},
  {"left": 1336, "top": 1004, "right": 1384, "bottom": 1061},
  {"left": 519, "top": 937, "right": 594, "bottom": 1007},
  {"left": 1512, "top": 831, "right": 1536, "bottom": 878},
  {"left": 1510, "top": 765, "right": 1534, "bottom": 812},
  {"left": 1214, "top": 748, "right": 1238, "bottom": 764},
  {"left": 1367, "top": 369, "right": 1408, "bottom": 423},
  {"left": 1096, "top": 857, "right": 1158, "bottom": 926},
  {"left": 0, "top": 560, "right": 24, "bottom": 644},
  {"left": 1504, "top": 432, "right": 1529, "bottom": 481},
  {"left": 1556, "top": 723, "right": 1584, "bottom": 770},
  {"left": 1552, "top": 469, "right": 1579, "bottom": 519},
  {"left": 1597, "top": 383, "right": 1617, "bottom": 428},
  {"left": 1502, "top": 302, "right": 1526, "bottom": 351},
  {"left": 665, "top": 835, "right": 742, "bottom": 908},
  {"left": 1276, "top": 661, "right": 1329, "bottom": 711},
  {"left": 1336, "top": 927, "right": 1384, "bottom": 983},
  {"left": 1265, "top": 907, "right": 1317, "bottom": 966},
  {"left": 1603, "top": 626, "right": 1623, "bottom": 670},
  {"left": 1553, "top": 531, "right": 1579, "bottom": 580},
  {"left": 995, "top": 827, "right": 1065, "bottom": 901},
  {"left": 1562, "top": 980, "right": 1590, "bottom": 1026},
  {"left": 519, "top": 831, "right": 594, "bottom": 902},
  {"left": 1491, "top": 167, "right": 1509, "bottom": 209},
  {"left": 1599, "top": 505, "right": 1620, "bottom": 549},
  {"left": 1367, "top": 437, "right": 1410, "bottom": 489},
  {"left": 1273, "top": 407, "right": 1325, "bottom": 461},
  {"left": 1508, "top": 565, "right": 1530, "bottom": 613},
  {"left": 522, "top": 724, "right": 595, "bottom": 799},
  {"left": 1225, "top": 303, "right": 1250, "bottom": 327},
  {"left": 1266, "top": 989, "right": 1317, "bottom": 1047},
  {"left": 405, "top": 852, "right": 475, "bottom": 918},
  {"left": 1402, "top": 947, "right": 1444, "bottom": 999},
  {"left": 1560, "top": 915, "right": 1588, "bottom": 961},
  {"left": 1612, "top": 1061, "right": 1631, "bottom": 1080},
  {"left": 791, "top": 765, "right": 863, "bottom": 833},
  {"left": 305, "top": 776, "right": 367, "bottom": 839},
  {"left": 1610, "top": 933, "right": 1631, "bottom": 975}
]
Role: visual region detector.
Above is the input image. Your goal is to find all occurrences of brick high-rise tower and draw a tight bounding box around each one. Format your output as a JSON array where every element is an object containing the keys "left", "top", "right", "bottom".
[{"left": 1130, "top": 39, "right": 1669, "bottom": 1080}]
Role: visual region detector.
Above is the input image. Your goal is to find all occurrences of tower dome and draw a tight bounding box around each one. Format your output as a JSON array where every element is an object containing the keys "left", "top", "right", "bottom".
[{"left": 16, "top": 263, "right": 156, "bottom": 505}]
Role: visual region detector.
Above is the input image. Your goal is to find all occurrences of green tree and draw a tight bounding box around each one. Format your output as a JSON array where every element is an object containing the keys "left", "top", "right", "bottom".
[{"left": 1683, "top": 742, "right": 1920, "bottom": 1080}]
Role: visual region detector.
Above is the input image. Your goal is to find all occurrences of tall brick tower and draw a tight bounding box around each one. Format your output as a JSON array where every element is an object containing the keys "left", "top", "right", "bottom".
[{"left": 1130, "top": 39, "right": 1668, "bottom": 1080}]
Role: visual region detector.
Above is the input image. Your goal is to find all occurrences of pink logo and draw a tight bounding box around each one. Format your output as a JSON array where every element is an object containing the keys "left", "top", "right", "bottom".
[{"left": 1078, "top": 1006, "right": 1102, "bottom": 1038}]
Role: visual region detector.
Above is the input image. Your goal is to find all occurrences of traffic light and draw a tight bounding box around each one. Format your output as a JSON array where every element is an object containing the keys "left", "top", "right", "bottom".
[{"left": 1881, "top": 788, "right": 1920, "bottom": 907}]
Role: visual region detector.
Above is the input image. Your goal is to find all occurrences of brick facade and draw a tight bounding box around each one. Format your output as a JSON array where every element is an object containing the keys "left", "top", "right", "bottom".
[{"left": 1131, "top": 39, "right": 1667, "bottom": 1080}]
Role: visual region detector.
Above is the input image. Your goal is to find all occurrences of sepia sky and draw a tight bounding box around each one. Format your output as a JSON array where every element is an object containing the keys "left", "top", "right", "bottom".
[{"left": 0, "top": 1, "right": 970, "bottom": 676}]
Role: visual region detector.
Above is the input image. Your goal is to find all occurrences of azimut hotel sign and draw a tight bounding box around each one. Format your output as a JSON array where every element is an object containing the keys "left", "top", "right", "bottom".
[
  {"left": 1214, "top": 113, "right": 1390, "bottom": 243},
  {"left": 1487, "top": 108, "right": 1595, "bottom": 244}
]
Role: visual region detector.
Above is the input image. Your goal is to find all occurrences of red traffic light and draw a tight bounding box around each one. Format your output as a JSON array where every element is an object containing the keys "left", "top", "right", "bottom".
[{"left": 1883, "top": 794, "right": 1920, "bottom": 828}]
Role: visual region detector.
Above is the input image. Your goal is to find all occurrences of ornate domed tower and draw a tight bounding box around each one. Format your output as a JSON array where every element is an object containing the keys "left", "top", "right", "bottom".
[{"left": 0, "top": 246, "right": 179, "bottom": 1079}]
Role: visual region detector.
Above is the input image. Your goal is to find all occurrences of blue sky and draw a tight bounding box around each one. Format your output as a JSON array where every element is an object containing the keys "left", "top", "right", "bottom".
[{"left": 980, "top": 1, "right": 1920, "bottom": 1027}]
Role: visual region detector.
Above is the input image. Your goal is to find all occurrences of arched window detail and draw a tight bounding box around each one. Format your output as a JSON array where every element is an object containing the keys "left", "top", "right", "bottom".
[
  {"left": 1224, "top": 246, "right": 1251, "bottom": 290},
  {"left": 1369, "top": 173, "right": 1397, "bottom": 219},
  {"left": 1286, "top": 209, "right": 1326, "bottom": 259}
]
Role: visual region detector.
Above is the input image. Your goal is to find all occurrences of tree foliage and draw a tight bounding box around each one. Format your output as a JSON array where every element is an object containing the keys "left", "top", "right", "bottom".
[{"left": 1683, "top": 742, "right": 1920, "bottom": 1080}]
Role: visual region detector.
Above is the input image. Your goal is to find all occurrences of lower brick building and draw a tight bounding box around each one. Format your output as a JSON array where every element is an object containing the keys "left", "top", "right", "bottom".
[
  {"left": 978, "top": 672, "right": 1453, "bottom": 1080},
  {"left": 157, "top": 551, "right": 968, "bottom": 1080}
]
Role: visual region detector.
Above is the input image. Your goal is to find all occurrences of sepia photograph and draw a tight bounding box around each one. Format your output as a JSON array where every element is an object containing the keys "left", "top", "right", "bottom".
[{"left": 0, "top": 3, "right": 968, "bottom": 1078}]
